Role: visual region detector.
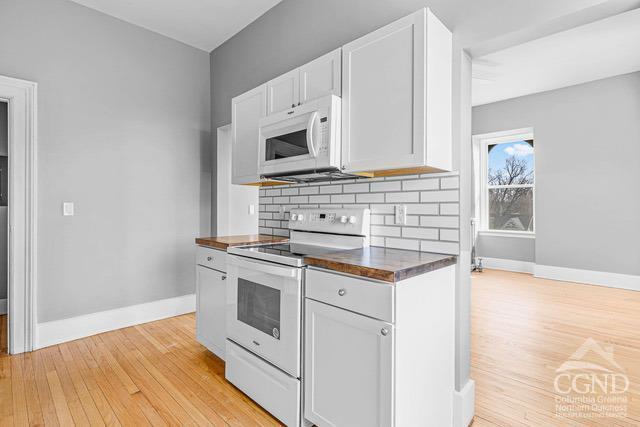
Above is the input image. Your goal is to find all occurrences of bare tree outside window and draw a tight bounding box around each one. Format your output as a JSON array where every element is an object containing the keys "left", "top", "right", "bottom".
[{"left": 487, "top": 140, "right": 534, "bottom": 232}]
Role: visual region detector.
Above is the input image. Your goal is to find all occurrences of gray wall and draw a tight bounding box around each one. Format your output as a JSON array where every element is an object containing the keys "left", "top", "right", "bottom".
[
  {"left": 477, "top": 235, "right": 534, "bottom": 262},
  {"left": 473, "top": 72, "right": 640, "bottom": 275},
  {"left": 0, "top": 0, "right": 211, "bottom": 322},
  {"left": 0, "top": 102, "right": 6, "bottom": 301}
]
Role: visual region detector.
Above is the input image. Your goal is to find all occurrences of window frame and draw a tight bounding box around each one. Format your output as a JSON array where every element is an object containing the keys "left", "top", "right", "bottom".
[{"left": 474, "top": 128, "right": 535, "bottom": 238}]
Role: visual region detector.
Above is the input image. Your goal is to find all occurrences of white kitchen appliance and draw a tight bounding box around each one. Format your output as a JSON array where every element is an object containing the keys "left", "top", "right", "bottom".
[
  {"left": 225, "top": 207, "right": 370, "bottom": 426},
  {"left": 258, "top": 95, "right": 347, "bottom": 182}
]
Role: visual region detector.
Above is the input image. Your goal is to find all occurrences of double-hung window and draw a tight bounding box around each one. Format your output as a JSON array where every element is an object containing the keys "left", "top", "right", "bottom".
[{"left": 475, "top": 128, "right": 535, "bottom": 236}]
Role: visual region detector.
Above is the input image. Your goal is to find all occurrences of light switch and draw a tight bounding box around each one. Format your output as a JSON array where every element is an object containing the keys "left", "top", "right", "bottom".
[
  {"left": 248, "top": 204, "right": 255, "bottom": 215},
  {"left": 63, "top": 202, "right": 74, "bottom": 216},
  {"left": 395, "top": 205, "right": 407, "bottom": 225}
]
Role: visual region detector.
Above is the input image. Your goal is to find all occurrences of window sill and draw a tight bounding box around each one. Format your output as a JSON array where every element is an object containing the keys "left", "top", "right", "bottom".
[{"left": 478, "top": 230, "right": 535, "bottom": 239}]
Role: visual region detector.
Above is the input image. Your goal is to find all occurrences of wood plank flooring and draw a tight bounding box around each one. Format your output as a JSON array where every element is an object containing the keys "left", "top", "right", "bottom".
[
  {"left": 1, "top": 270, "right": 639, "bottom": 426},
  {"left": 471, "top": 269, "right": 640, "bottom": 426}
]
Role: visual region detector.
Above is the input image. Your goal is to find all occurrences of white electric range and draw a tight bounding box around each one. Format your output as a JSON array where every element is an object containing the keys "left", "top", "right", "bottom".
[{"left": 225, "top": 207, "right": 370, "bottom": 427}]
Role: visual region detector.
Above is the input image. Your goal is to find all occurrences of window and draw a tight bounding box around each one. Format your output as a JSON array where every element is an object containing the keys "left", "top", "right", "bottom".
[{"left": 475, "top": 128, "right": 535, "bottom": 236}]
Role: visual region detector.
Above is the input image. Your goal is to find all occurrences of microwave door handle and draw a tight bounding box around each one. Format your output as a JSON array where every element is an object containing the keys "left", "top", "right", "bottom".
[{"left": 306, "top": 112, "right": 319, "bottom": 157}]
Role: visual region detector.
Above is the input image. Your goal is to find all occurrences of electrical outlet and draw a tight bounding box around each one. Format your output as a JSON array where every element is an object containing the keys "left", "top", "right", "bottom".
[
  {"left": 395, "top": 205, "right": 407, "bottom": 225},
  {"left": 63, "top": 202, "right": 74, "bottom": 216},
  {"left": 279, "top": 205, "right": 286, "bottom": 215},
  {"left": 248, "top": 204, "right": 255, "bottom": 215}
]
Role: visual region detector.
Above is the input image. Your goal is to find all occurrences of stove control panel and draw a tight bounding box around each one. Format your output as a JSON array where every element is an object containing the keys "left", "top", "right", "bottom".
[{"left": 288, "top": 208, "right": 370, "bottom": 236}]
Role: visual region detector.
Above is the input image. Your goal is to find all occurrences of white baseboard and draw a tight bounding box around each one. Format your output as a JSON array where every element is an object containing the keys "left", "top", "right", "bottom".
[
  {"left": 453, "top": 379, "right": 475, "bottom": 427},
  {"left": 0, "top": 298, "right": 6, "bottom": 315},
  {"left": 534, "top": 265, "right": 640, "bottom": 292},
  {"left": 36, "top": 293, "right": 195, "bottom": 349},
  {"left": 480, "top": 257, "right": 534, "bottom": 274}
]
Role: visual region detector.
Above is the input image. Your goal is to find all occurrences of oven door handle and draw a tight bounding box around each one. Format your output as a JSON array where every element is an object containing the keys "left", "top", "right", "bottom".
[
  {"left": 306, "top": 111, "right": 319, "bottom": 158},
  {"left": 228, "top": 255, "right": 298, "bottom": 278}
]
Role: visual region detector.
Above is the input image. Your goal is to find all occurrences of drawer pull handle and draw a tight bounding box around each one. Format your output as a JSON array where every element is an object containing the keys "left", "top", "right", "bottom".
[
  {"left": 338, "top": 289, "right": 346, "bottom": 296},
  {"left": 207, "top": 256, "right": 213, "bottom": 261},
  {"left": 380, "top": 328, "right": 389, "bottom": 336}
]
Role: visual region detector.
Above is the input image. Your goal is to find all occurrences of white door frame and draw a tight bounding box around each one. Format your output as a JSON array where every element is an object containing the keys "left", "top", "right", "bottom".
[{"left": 0, "top": 75, "right": 38, "bottom": 354}]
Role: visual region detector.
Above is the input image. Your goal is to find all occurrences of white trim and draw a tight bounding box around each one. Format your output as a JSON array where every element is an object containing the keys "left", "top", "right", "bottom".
[
  {"left": 0, "top": 75, "right": 38, "bottom": 354},
  {"left": 480, "top": 257, "right": 535, "bottom": 274},
  {"left": 478, "top": 230, "right": 535, "bottom": 239},
  {"left": 0, "top": 298, "right": 6, "bottom": 315},
  {"left": 453, "top": 379, "right": 475, "bottom": 427},
  {"left": 534, "top": 265, "right": 640, "bottom": 292},
  {"left": 36, "top": 294, "right": 195, "bottom": 350}
]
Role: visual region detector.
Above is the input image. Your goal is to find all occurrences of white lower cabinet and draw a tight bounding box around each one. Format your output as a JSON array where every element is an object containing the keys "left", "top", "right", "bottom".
[
  {"left": 196, "top": 252, "right": 227, "bottom": 360},
  {"left": 304, "top": 299, "right": 394, "bottom": 427}
]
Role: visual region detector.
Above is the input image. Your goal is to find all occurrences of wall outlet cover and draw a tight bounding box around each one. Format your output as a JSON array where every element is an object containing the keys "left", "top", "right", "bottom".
[
  {"left": 395, "top": 205, "right": 407, "bottom": 225},
  {"left": 63, "top": 202, "right": 74, "bottom": 216}
]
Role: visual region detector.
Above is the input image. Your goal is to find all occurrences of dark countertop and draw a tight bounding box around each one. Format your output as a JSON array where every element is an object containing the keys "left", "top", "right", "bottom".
[
  {"left": 195, "top": 235, "right": 289, "bottom": 250},
  {"left": 304, "top": 246, "right": 457, "bottom": 283}
]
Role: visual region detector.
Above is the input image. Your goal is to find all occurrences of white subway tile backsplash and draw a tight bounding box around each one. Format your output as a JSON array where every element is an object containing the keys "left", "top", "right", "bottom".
[
  {"left": 420, "top": 240, "right": 459, "bottom": 254},
  {"left": 371, "top": 225, "right": 401, "bottom": 237},
  {"left": 440, "top": 176, "right": 459, "bottom": 189},
  {"left": 356, "top": 193, "right": 385, "bottom": 203},
  {"left": 343, "top": 183, "right": 370, "bottom": 193},
  {"left": 439, "top": 203, "right": 459, "bottom": 215},
  {"left": 420, "top": 216, "right": 459, "bottom": 228},
  {"left": 402, "top": 227, "right": 438, "bottom": 240},
  {"left": 407, "top": 204, "right": 439, "bottom": 215},
  {"left": 309, "top": 195, "right": 331, "bottom": 204},
  {"left": 420, "top": 190, "right": 459, "bottom": 203},
  {"left": 386, "top": 192, "right": 419, "bottom": 203},
  {"left": 299, "top": 186, "right": 319, "bottom": 195},
  {"left": 259, "top": 173, "right": 460, "bottom": 255},
  {"left": 402, "top": 178, "right": 439, "bottom": 191},
  {"left": 440, "top": 229, "right": 459, "bottom": 242},
  {"left": 320, "top": 184, "right": 342, "bottom": 194},
  {"left": 290, "top": 195, "right": 309, "bottom": 204},
  {"left": 386, "top": 238, "right": 420, "bottom": 251},
  {"left": 371, "top": 181, "right": 401, "bottom": 192},
  {"left": 331, "top": 194, "right": 356, "bottom": 204}
]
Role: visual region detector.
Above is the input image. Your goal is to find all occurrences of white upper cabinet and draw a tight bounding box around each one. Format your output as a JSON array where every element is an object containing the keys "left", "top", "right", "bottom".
[
  {"left": 299, "top": 48, "right": 341, "bottom": 103},
  {"left": 232, "top": 84, "right": 267, "bottom": 184},
  {"left": 341, "top": 8, "right": 452, "bottom": 174},
  {"left": 267, "top": 69, "right": 300, "bottom": 115}
]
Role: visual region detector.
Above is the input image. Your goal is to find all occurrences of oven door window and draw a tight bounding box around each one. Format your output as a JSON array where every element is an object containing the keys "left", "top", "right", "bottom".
[
  {"left": 237, "top": 278, "right": 281, "bottom": 339},
  {"left": 265, "top": 129, "right": 309, "bottom": 161}
]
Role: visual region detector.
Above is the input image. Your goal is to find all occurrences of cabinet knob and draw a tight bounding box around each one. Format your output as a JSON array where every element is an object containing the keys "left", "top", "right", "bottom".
[
  {"left": 338, "top": 288, "right": 346, "bottom": 296},
  {"left": 221, "top": 275, "right": 227, "bottom": 280},
  {"left": 291, "top": 103, "right": 295, "bottom": 108},
  {"left": 298, "top": 102, "right": 301, "bottom": 106},
  {"left": 380, "top": 328, "right": 389, "bottom": 336},
  {"left": 207, "top": 256, "right": 213, "bottom": 261}
]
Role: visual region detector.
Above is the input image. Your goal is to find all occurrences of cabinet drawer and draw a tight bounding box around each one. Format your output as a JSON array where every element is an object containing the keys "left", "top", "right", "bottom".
[
  {"left": 305, "top": 268, "right": 394, "bottom": 322},
  {"left": 196, "top": 246, "right": 227, "bottom": 272}
]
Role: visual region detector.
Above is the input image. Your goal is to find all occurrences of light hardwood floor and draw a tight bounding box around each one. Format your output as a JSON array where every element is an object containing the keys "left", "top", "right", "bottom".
[
  {"left": 471, "top": 269, "right": 640, "bottom": 426},
  {"left": 1, "top": 270, "right": 638, "bottom": 426}
]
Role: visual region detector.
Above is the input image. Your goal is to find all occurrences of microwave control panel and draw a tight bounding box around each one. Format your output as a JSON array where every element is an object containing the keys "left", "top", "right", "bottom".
[{"left": 318, "top": 117, "right": 329, "bottom": 154}]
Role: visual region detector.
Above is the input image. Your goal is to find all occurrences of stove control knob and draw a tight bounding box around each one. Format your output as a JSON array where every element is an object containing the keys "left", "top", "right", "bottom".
[
  {"left": 348, "top": 216, "right": 357, "bottom": 224},
  {"left": 291, "top": 213, "right": 297, "bottom": 221},
  {"left": 298, "top": 214, "right": 304, "bottom": 221},
  {"left": 339, "top": 215, "right": 348, "bottom": 224}
]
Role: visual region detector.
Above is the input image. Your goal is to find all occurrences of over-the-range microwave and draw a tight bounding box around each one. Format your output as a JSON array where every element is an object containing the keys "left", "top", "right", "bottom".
[{"left": 258, "top": 94, "right": 343, "bottom": 181}]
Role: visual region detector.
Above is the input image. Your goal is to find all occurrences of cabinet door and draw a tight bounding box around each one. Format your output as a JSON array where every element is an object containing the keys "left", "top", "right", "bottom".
[
  {"left": 299, "top": 48, "right": 341, "bottom": 104},
  {"left": 232, "top": 85, "right": 266, "bottom": 184},
  {"left": 304, "top": 299, "right": 394, "bottom": 427},
  {"left": 341, "top": 10, "right": 426, "bottom": 173},
  {"left": 196, "top": 266, "right": 227, "bottom": 360},
  {"left": 267, "top": 69, "right": 300, "bottom": 115}
]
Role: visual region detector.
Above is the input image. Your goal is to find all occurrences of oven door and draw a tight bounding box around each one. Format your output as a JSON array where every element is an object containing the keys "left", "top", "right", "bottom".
[{"left": 226, "top": 255, "right": 302, "bottom": 378}]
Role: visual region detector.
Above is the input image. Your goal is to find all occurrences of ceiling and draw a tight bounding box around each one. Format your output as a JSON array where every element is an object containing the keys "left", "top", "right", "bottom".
[
  {"left": 472, "top": 7, "right": 640, "bottom": 106},
  {"left": 69, "top": 0, "right": 281, "bottom": 51}
]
